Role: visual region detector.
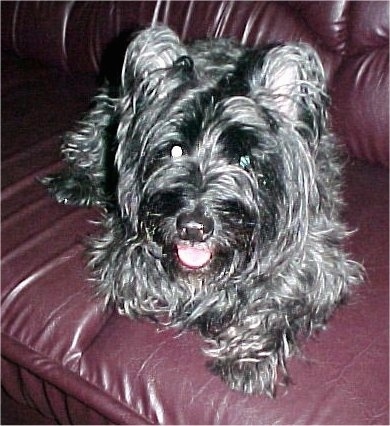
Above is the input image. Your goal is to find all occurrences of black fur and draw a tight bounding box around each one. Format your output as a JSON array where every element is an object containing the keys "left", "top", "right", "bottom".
[{"left": 42, "top": 26, "right": 363, "bottom": 395}]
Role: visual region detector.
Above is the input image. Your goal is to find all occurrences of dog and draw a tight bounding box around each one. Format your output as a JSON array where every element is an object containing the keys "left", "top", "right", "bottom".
[{"left": 42, "top": 25, "right": 363, "bottom": 396}]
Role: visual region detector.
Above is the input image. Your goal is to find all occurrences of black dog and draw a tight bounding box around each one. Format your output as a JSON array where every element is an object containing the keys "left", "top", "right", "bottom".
[{"left": 43, "top": 25, "right": 362, "bottom": 395}]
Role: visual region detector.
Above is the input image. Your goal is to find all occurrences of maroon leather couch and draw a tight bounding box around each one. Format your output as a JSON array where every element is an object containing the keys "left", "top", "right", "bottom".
[{"left": 2, "top": 2, "right": 389, "bottom": 424}]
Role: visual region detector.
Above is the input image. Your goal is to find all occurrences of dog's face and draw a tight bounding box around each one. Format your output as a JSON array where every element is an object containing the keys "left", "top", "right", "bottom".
[
  {"left": 117, "top": 71, "right": 281, "bottom": 285},
  {"left": 101, "top": 27, "right": 328, "bottom": 323},
  {"left": 133, "top": 94, "right": 280, "bottom": 281}
]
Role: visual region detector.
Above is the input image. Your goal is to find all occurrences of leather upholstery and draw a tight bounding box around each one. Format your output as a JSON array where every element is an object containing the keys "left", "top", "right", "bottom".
[{"left": 2, "top": 2, "right": 389, "bottom": 424}]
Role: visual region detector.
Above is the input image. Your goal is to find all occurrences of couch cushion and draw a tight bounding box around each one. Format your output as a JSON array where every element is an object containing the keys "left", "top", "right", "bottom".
[
  {"left": 330, "top": 1, "right": 389, "bottom": 167},
  {"left": 1, "top": 53, "right": 388, "bottom": 424}
]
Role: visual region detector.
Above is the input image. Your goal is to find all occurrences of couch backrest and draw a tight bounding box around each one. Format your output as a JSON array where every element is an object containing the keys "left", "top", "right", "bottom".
[{"left": 2, "top": 1, "right": 388, "bottom": 166}]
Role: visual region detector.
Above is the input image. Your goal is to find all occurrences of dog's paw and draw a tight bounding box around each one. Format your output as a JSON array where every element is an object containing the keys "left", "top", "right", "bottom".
[
  {"left": 212, "top": 356, "right": 283, "bottom": 396},
  {"left": 40, "top": 171, "right": 101, "bottom": 207}
]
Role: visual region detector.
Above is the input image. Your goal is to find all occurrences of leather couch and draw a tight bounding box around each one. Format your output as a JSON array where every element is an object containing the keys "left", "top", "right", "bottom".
[{"left": 2, "top": 1, "right": 388, "bottom": 424}]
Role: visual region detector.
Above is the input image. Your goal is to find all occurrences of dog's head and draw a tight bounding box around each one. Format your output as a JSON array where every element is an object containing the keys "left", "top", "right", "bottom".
[{"left": 99, "top": 26, "right": 330, "bottom": 322}]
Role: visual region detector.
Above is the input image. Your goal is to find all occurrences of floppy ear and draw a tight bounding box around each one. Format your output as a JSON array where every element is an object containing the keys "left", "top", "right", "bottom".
[
  {"left": 248, "top": 43, "right": 328, "bottom": 138},
  {"left": 121, "top": 25, "right": 188, "bottom": 94}
]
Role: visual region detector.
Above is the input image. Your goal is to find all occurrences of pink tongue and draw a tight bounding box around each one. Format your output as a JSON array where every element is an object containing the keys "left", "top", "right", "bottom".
[{"left": 176, "top": 245, "right": 211, "bottom": 269}]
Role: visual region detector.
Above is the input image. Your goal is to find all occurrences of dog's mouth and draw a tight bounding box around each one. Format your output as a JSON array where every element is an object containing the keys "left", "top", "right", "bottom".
[{"left": 175, "top": 243, "right": 212, "bottom": 269}]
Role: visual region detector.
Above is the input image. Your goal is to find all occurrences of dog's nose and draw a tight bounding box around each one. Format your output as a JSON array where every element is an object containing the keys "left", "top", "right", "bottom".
[{"left": 176, "top": 208, "right": 214, "bottom": 242}]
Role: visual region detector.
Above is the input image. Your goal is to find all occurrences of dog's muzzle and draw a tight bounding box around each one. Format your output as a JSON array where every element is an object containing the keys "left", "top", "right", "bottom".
[{"left": 175, "top": 207, "right": 214, "bottom": 269}]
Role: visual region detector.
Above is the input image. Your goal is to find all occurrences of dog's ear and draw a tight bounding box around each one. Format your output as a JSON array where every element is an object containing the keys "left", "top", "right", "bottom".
[
  {"left": 121, "top": 25, "right": 188, "bottom": 93},
  {"left": 248, "top": 43, "right": 328, "bottom": 137}
]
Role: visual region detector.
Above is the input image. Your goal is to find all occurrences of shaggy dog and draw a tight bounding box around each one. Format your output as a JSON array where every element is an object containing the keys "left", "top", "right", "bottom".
[{"left": 43, "top": 26, "right": 362, "bottom": 395}]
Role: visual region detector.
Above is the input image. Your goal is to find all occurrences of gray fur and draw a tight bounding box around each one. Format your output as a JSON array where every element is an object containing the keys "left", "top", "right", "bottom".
[{"left": 42, "top": 25, "right": 363, "bottom": 396}]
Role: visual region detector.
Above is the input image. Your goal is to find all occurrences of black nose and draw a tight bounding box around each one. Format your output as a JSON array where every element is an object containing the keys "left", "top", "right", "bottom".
[{"left": 176, "top": 207, "right": 214, "bottom": 242}]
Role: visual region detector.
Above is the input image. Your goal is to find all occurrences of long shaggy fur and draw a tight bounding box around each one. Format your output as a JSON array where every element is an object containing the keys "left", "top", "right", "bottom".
[{"left": 42, "top": 26, "right": 363, "bottom": 395}]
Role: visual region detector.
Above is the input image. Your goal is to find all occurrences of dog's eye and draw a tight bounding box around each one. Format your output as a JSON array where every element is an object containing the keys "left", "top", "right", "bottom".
[
  {"left": 239, "top": 155, "right": 251, "bottom": 169},
  {"left": 171, "top": 145, "right": 183, "bottom": 158}
]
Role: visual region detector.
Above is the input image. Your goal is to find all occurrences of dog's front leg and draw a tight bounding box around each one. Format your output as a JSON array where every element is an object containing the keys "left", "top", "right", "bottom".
[
  {"left": 206, "top": 318, "right": 296, "bottom": 396},
  {"left": 41, "top": 89, "right": 117, "bottom": 208}
]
